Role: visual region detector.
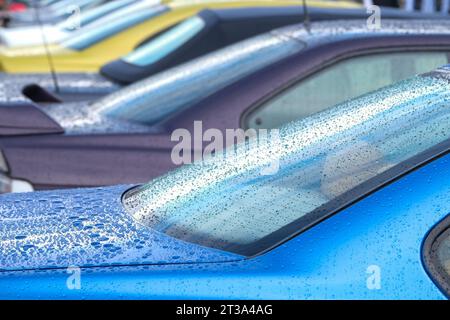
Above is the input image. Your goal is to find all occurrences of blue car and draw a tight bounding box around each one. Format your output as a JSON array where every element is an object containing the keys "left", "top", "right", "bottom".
[{"left": 0, "top": 66, "right": 449, "bottom": 299}]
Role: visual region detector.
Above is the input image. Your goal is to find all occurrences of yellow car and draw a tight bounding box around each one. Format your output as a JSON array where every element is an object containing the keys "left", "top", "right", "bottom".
[{"left": 0, "top": 0, "right": 360, "bottom": 73}]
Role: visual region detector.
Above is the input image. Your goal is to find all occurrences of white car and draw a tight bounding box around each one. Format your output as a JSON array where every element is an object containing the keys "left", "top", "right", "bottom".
[{"left": 0, "top": 0, "right": 136, "bottom": 47}]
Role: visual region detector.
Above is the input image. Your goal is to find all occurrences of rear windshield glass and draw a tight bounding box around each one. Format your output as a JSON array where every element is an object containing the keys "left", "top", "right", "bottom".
[
  {"left": 94, "top": 32, "right": 305, "bottom": 125},
  {"left": 123, "top": 68, "right": 450, "bottom": 256},
  {"left": 63, "top": 1, "right": 167, "bottom": 51},
  {"left": 123, "top": 16, "right": 206, "bottom": 67}
]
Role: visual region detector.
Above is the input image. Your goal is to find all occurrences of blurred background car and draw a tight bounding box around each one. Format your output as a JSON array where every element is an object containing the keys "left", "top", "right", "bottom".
[
  {"left": 95, "top": 4, "right": 450, "bottom": 84},
  {"left": 0, "top": 0, "right": 362, "bottom": 73},
  {"left": 0, "top": 5, "right": 379, "bottom": 103},
  {"left": 0, "top": 65, "right": 449, "bottom": 298},
  {"left": 0, "top": 19, "right": 449, "bottom": 193},
  {"left": 0, "top": 4, "right": 445, "bottom": 104}
]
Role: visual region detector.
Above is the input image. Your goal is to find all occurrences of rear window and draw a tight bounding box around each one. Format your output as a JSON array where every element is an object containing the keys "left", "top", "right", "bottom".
[
  {"left": 123, "top": 68, "right": 450, "bottom": 256},
  {"left": 123, "top": 16, "right": 206, "bottom": 67}
]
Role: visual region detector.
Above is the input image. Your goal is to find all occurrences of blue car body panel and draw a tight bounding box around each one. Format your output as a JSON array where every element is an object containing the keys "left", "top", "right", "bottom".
[
  {"left": 0, "top": 185, "right": 241, "bottom": 272},
  {"left": 0, "top": 152, "right": 448, "bottom": 299}
]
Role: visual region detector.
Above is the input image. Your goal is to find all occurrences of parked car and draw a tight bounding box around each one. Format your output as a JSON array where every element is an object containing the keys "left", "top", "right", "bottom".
[
  {"left": 0, "top": 5, "right": 446, "bottom": 103},
  {"left": 3, "top": 5, "right": 381, "bottom": 103},
  {"left": 1, "top": 19, "right": 449, "bottom": 193},
  {"left": 0, "top": 0, "right": 137, "bottom": 47},
  {"left": 0, "top": 0, "right": 355, "bottom": 73},
  {"left": 0, "top": 65, "right": 449, "bottom": 299},
  {"left": 99, "top": 5, "right": 442, "bottom": 85}
]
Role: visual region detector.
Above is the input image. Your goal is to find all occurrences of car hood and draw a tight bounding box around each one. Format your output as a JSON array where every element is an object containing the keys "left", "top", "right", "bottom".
[{"left": 0, "top": 185, "right": 242, "bottom": 271}]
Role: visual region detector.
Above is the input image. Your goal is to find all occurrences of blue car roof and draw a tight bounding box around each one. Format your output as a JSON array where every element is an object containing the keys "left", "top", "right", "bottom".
[
  {"left": 0, "top": 185, "right": 241, "bottom": 272},
  {"left": 123, "top": 65, "right": 450, "bottom": 256}
]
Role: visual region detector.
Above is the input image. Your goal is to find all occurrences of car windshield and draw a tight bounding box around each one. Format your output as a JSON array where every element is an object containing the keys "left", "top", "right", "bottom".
[
  {"left": 123, "top": 16, "right": 206, "bottom": 67},
  {"left": 93, "top": 32, "right": 305, "bottom": 125},
  {"left": 123, "top": 66, "right": 450, "bottom": 256},
  {"left": 63, "top": 0, "right": 167, "bottom": 51},
  {"left": 57, "top": 0, "right": 137, "bottom": 32}
]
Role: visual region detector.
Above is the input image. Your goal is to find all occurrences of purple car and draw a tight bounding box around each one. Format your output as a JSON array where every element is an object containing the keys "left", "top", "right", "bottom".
[{"left": 1, "top": 19, "right": 450, "bottom": 193}]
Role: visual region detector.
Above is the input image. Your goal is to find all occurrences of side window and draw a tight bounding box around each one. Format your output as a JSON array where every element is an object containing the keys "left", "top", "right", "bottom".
[
  {"left": 244, "top": 51, "right": 449, "bottom": 130},
  {"left": 423, "top": 215, "right": 450, "bottom": 297}
]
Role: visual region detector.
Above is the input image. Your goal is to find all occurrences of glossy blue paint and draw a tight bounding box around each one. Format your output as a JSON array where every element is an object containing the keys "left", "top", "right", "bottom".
[
  {"left": 0, "top": 152, "right": 448, "bottom": 299},
  {"left": 0, "top": 185, "right": 241, "bottom": 272}
]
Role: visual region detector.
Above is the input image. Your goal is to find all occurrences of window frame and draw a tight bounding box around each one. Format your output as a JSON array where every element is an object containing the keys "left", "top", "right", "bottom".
[
  {"left": 422, "top": 214, "right": 450, "bottom": 298},
  {"left": 240, "top": 45, "right": 450, "bottom": 130}
]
